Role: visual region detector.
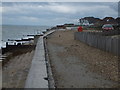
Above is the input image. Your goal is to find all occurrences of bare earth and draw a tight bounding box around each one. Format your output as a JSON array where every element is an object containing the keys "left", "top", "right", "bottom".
[
  {"left": 46, "top": 30, "right": 119, "bottom": 88},
  {"left": 3, "top": 50, "right": 34, "bottom": 88}
]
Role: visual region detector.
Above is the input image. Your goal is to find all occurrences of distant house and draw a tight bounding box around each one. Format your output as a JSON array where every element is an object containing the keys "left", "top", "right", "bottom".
[
  {"left": 79, "top": 17, "right": 118, "bottom": 27},
  {"left": 56, "top": 25, "right": 66, "bottom": 29},
  {"left": 94, "top": 20, "right": 106, "bottom": 26},
  {"left": 91, "top": 17, "right": 118, "bottom": 26},
  {"left": 83, "top": 17, "right": 101, "bottom": 24},
  {"left": 116, "top": 17, "right": 120, "bottom": 25},
  {"left": 64, "top": 23, "right": 75, "bottom": 27},
  {"left": 79, "top": 18, "right": 90, "bottom": 26},
  {"left": 79, "top": 17, "right": 101, "bottom": 26},
  {"left": 102, "top": 17, "right": 118, "bottom": 25}
]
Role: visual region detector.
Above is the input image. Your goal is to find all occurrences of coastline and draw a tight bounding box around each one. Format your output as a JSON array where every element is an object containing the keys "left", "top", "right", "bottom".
[
  {"left": 1, "top": 29, "right": 119, "bottom": 88},
  {"left": 2, "top": 30, "right": 55, "bottom": 88}
]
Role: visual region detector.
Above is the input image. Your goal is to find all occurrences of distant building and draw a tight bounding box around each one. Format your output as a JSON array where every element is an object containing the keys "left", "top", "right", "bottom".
[
  {"left": 56, "top": 25, "right": 66, "bottom": 29},
  {"left": 79, "top": 18, "right": 90, "bottom": 26},
  {"left": 102, "top": 17, "right": 118, "bottom": 25},
  {"left": 64, "top": 23, "right": 75, "bottom": 27},
  {"left": 79, "top": 17, "right": 101, "bottom": 26},
  {"left": 116, "top": 17, "right": 120, "bottom": 25},
  {"left": 83, "top": 17, "right": 101, "bottom": 24},
  {"left": 51, "top": 27, "right": 57, "bottom": 30},
  {"left": 79, "top": 16, "right": 119, "bottom": 26}
]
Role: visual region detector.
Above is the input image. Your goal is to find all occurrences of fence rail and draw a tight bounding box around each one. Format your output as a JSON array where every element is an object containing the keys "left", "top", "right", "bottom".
[{"left": 74, "top": 32, "right": 120, "bottom": 56}]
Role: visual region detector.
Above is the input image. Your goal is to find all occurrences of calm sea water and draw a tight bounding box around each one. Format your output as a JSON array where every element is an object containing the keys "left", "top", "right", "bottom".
[{"left": 1, "top": 25, "right": 51, "bottom": 47}]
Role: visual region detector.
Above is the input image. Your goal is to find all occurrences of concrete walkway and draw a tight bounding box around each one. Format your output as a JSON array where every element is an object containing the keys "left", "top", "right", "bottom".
[
  {"left": 0, "top": 62, "right": 2, "bottom": 89},
  {"left": 25, "top": 30, "right": 55, "bottom": 88}
]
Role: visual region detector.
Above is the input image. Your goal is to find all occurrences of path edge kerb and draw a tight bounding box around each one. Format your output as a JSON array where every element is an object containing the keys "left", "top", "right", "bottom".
[
  {"left": 44, "top": 30, "right": 56, "bottom": 88},
  {"left": 44, "top": 36, "right": 56, "bottom": 88}
]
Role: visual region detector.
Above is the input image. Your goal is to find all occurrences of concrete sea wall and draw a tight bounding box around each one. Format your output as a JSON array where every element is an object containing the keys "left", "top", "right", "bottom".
[{"left": 25, "top": 30, "right": 55, "bottom": 88}]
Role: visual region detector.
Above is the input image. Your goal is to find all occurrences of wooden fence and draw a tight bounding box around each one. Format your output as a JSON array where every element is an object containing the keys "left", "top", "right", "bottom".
[{"left": 74, "top": 32, "right": 120, "bottom": 56}]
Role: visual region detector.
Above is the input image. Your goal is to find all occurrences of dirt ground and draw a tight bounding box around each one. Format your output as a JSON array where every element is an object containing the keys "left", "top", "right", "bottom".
[
  {"left": 46, "top": 30, "right": 119, "bottom": 88},
  {"left": 2, "top": 49, "right": 34, "bottom": 88}
]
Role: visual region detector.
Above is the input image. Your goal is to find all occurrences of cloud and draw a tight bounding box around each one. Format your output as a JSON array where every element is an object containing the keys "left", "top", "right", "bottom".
[
  {"left": 2, "top": 15, "right": 78, "bottom": 25},
  {"left": 0, "top": 6, "right": 2, "bottom": 13},
  {"left": 2, "top": 2, "right": 118, "bottom": 25},
  {"left": 52, "top": 17, "right": 78, "bottom": 24},
  {"left": 3, "top": 16, "right": 40, "bottom": 22},
  {"left": 3, "top": 2, "right": 118, "bottom": 15},
  {"left": 19, "top": 16, "right": 40, "bottom": 22},
  {"left": 2, "top": 0, "right": 120, "bottom": 2},
  {"left": 3, "top": 3, "right": 77, "bottom": 14},
  {"left": 45, "top": 3, "right": 77, "bottom": 14},
  {"left": 3, "top": 16, "right": 41, "bottom": 25}
]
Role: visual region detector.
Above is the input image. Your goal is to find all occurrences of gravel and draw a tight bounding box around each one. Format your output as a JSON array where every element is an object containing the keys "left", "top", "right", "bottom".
[{"left": 46, "top": 30, "right": 119, "bottom": 88}]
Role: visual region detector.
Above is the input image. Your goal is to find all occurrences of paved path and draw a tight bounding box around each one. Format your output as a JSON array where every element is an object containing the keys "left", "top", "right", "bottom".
[
  {"left": 25, "top": 36, "right": 48, "bottom": 88},
  {"left": 25, "top": 30, "right": 55, "bottom": 88},
  {"left": 43, "top": 30, "right": 55, "bottom": 37},
  {"left": 46, "top": 30, "right": 118, "bottom": 88},
  {"left": 0, "top": 62, "right": 2, "bottom": 89}
]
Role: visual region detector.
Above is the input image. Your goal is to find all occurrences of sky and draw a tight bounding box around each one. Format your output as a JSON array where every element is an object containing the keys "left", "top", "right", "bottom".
[{"left": 1, "top": 2, "right": 119, "bottom": 26}]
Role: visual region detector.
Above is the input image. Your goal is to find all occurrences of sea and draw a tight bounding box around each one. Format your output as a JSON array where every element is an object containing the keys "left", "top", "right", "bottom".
[{"left": 0, "top": 25, "right": 51, "bottom": 48}]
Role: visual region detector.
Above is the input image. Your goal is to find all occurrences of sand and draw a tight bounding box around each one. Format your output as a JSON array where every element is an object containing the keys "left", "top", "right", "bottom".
[
  {"left": 2, "top": 49, "right": 34, "bottom": 88},
  {"left": 46, "top": 30, "right": 119, "bottom": 88}
]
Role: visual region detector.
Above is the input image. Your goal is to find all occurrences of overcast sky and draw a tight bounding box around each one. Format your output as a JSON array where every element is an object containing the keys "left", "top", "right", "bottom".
[{"left": 2, "top": 2, "right": 118, "bottom": 26}]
